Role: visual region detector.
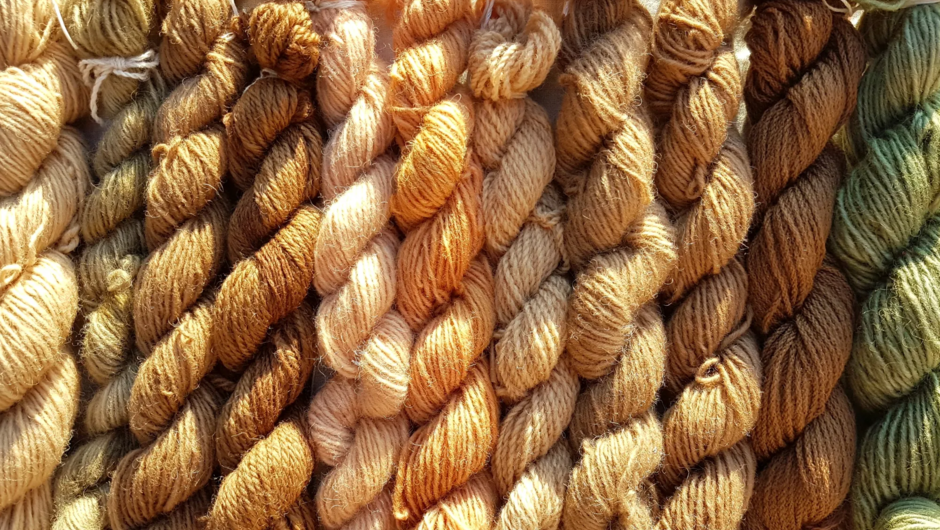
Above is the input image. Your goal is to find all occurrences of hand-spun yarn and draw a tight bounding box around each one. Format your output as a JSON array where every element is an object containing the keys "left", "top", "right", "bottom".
[
  {"left": 52, "top": 2, "right": 165, "bottom": 528},
  {"left": 554, "top": 1, "right": 677, "bottom": 528},
  {"left": 467, "top": 3, "right": 576, "bottom": 529},
  {"left": 208, "top": 3, "right": 323, "bottom": 529},
  {"left": 645, "top": 1, "right": 762, "bottom": 528},
  {"left": 107, "top": 0, "right": 250, "bottom": 527},
  {"left": 307, "top": 1, "right": 412, "bottom": 528},
  {"left": 387, "top": 0, "right": 500, "bottom": 527},
  {"left": 0, "top": 0, "right": 89, "bottom": 526},
  {"left": 828, "top": 4, "right": 940, "bottom": 529},
  {"left": 744, "top": 2, "right": 866, "bottom": 528}
]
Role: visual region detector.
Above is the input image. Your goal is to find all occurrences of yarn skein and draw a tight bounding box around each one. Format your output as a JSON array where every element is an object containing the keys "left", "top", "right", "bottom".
[
  {"left": 645, "top": 1, "right": 761, "bottom": 528},
  {"left": 744, "top": 2, "right": 866, "bottom": 528},
  {"left": 51, "top": 1, "right": 165, "bottom": 528},
  {"left": 0, "top": 0, "right": 90, "bottom": 527},
  {"left": 207, "top": 3, "right": 323, "bottom": 529},
  {"left": 467, "top": 3, "right": 577, "bottom": 529},
  {"left": 555, "top": 1, "right": 677, "bottom": 528},
  {"left": 306, "top": 1, "right": 412, "bottom": 528},
  {"left": 106, "top": 0, "right": 250, "bottom": 526},
  {"left": 828, "top": 3, "right": 940, "bottom": 529},
  {"left": 388, "top": 0, "right": 501, "bottom": 527}
]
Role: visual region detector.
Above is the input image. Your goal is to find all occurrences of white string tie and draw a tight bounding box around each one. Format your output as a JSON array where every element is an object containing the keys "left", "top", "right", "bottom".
[
  {"left": 305, "top": 0, "right": 365, "bottom": 11},
  {"left": 242, "top": 68, "right": 279, "bottom": 95},
  {"left": 563, "top": 0, "right": 571, "bottom": 18},
  {"left": 229, "top": 0, "right": 239, "bottom": 16},
  {"left": 50, "top": 0, "right": 78, "bottom": 49},
  {"left": 79, "top": 50, "right": 159, "bottom": 124},
  {"left": 825, "top": 0, "right": 860, "bottom": 16},
  {"left": 482, "top": 0, "right": 496, "bottom": 27}
]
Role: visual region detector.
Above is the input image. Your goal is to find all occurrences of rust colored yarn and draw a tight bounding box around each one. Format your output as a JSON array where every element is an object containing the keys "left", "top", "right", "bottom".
[
  {"left": 467, "top": 3, "right": 577, "bottom": 529},
  {"left": 107, "top": 0, "right": 250, "bottom": 526},
  {"left": 208, "top": 3, "right": 323, "bottom": 529},
  {"left": 0, "top": 0, "right": 89, "bottom": 526},
  {"left": 307, "top": 0, "right": 412, "bottom": 528},
  {"left": 742, "top": 2, "right": 866, "bottom": 529},
  {"left": 645, "top": 0, "right": 761, "bottom": 528},
  {"left": 554, "top": 1, "right": 677, "bottom": 528},
  {"left": 387, "top": 0, "right": 500, "bottom": 527}
]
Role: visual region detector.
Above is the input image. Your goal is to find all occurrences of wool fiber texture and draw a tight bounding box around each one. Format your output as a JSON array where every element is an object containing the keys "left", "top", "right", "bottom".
[
  {"left": 51, "top": 1, "right": 165, "bottom": 528},
  {"left": 555, "top": 1, "right": 677, "bottom": 528},
  {"left": 646, "top": 0, "right": 761, "bottom": 528},
  {"left": 387, "top": 0, "right": 501, "bottom": 527},
  {"left": 467, "top": 2, "right": 577, "bottom": 529},
  {"left": 743, "top": 1, "right": 866, "bottom": 528},
  {"left": 0, "top": 0, "right": 90, "bottom": 526},
  {"left": 306, "top": 0, "right": 413, "bottom": 528},
  {"left": 207, "top": 2, "right": 324, "bottom": 529},
  {"left": 828, "top": 3, "right": 940, "bottom": 529},
  {"left": 106, "top": 0, "right": 250, "bottom": 526}
]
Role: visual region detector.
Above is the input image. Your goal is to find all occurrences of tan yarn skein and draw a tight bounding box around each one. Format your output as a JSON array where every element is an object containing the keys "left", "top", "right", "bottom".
[
  {"left": 645, "top": 1, "right": 762, "bottom": 528},
  {"left": 467, "top": 3, "right": 577, "bottom": 529},
  {"left": 743, "top": 2, "right": 865, "bottom": 528},
  {"left": 555, "top": 1, "right": 677, "bottom": 528},
  {"left": 306, "top": 1, "right": 412, "bottom": 528},
  {"left": 207, "top": 3, "right": 323, "bottom": 529},
  {"left": 107, "top": 0, "right": 250, "bottom": 526},
  {"left": 388, "top": 0, "right": 501, "bottom": 528},
  {"left": 52, "top": 2, "right": 165, "bottom": 528},
  {"left": 0, "top": 0, "right": 89, "bottom": 527}
]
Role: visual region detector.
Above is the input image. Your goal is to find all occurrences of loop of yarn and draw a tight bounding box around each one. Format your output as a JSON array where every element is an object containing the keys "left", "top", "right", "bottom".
[
  {"left": 388, "top": 0, "right": 500, "bottom": 527},
  {"left": 646, "top": 0, "right": 762, "bottom": 526},
  {"left": 51, "top": 1, "right": 166, "bottom": 528},
  {"left": 106, "top": 0, "right": 251, "bottom": 527},
  {"left": 79, "top": 50, "right": 159, "bottom": 124},
  {"left": 0, "top": 0, "right": 89, "bottom": 526},
  {"left": 467, "top": 3, "right": 577, "bottom": 529},
  {"left": 307, "top": 1, "right": 414, "bottom": 527},
  {"left": 207, "top": 4, "right": 324, "bottom": 529},
  {"left": 554, "top": 1, "right": 677, "bottom": 528},
  {"left": 743, "top": 2, "right": 867, "bottom": 529},
  {"left": 828, "top": 4, "right": 940, "bottom": 529}
]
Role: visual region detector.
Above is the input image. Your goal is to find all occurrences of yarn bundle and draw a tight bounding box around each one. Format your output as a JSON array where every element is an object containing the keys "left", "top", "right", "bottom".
[
  {"left": 555, "top": 1, "right": 677, "bottom": 528},
  {"left": 646, "top": 0, "right": 761, "bottom": 528},
  {"left": 829, "top": 2, "right": 940, "bottom": 529},
  {"left": 745, "top": 2, "right": 866, "bottom": 528},
  {"left": 468, "top": 2, "right": 576, "bottom": 529},
  {"left": 107, "top": 0, "right": 250, "bottom": 526},
  {"left": 307, "top": 0, "right": 412, "bottom": 527},
  {"left": 0, "top": 0, "right": 89, "bottom": 527}
]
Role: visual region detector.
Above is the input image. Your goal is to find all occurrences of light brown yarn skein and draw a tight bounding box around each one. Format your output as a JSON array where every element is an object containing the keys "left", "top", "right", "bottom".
[
  {"left": 0, "top": 0, "right": 89, "bottom": 527},
  {"left": 387, "top": 0, "right": 501, "bottom": 528},
  {"left": 307, "top": 1, "right": 412, "bottom": 528},
  {"left": 207, "top": 3, "right": 323, "bottom": 529},
  {"left": 107, "top": 0, "right": 250, "bottom": 527},
  {"left": 645, "top": 0, "right": 762, "bottom": 528},
  {"left": 555, "top": 1, "right": 677, "bottom": 528},
  {"left": 467, "top": 3, "right": 577, "bottom": 529}
]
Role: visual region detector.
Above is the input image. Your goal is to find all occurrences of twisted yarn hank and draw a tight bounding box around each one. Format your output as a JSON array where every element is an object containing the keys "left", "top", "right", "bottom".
[
  {"left": 207, "top": 3, "right": 323, "bottom": 528},
  {"left": 107, "top": 0, "right": 250, "bottom": 526},
  {"left": 0, "top": 0, "right": 89, "bottom": 526},
  {"left": 742, "top": 2, "right": 867, "bottom": 528},
  {"left": 306, "top": 0, "right": 412, "bottom": 528},
  {"left": 828, "top": 4, "right": 940, "bottom": 529},
  {"left": 554, "top": 1, "right": 677, "bottom": 528},
  {"left": 388, "top": 0, "right": 500, "bottom": 527},
  {"left": 467, "top": 3, "right": 577, "bottom": 530},
  {"left": 645, "top": 0, "right": 761, "bottom": 528}
]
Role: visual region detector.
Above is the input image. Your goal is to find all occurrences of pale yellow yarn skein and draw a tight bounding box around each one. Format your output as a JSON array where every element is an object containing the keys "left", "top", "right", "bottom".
[
  {"left": 467, "top": 2, "right": 577, "bottom": 529},
  {"left": 0, "top": 0, "right": 90, "bottom": 527},
  {"left": 307, "top": 1, "right": 413, "bottom": 528}
]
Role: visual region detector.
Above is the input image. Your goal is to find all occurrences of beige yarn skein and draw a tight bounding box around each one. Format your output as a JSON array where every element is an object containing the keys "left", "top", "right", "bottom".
[
  {"left": 107, "top": 0, "right": 250, "bottom": 527},
  {"left": 467, "top": 2, "right": 577, "bottom": 530},
  {"left": 555, "top": 1, "right": 678, "bottom": 528},
  {"left": 307, "top": 0, "right": 413, "bottom": 528},
  {"left": 0, "top": 0, "right": 90, "bottom": 527}
]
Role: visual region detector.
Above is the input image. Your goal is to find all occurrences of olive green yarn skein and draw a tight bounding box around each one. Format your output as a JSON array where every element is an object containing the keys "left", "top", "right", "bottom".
[{"left": 828, "top": 4, "right": 940, "bottom": 530}]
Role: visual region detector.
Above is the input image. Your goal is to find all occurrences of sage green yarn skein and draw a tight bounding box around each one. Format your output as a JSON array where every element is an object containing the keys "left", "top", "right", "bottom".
[{"left": 828, "top": 4, "right": 940, "bottom": 530}]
